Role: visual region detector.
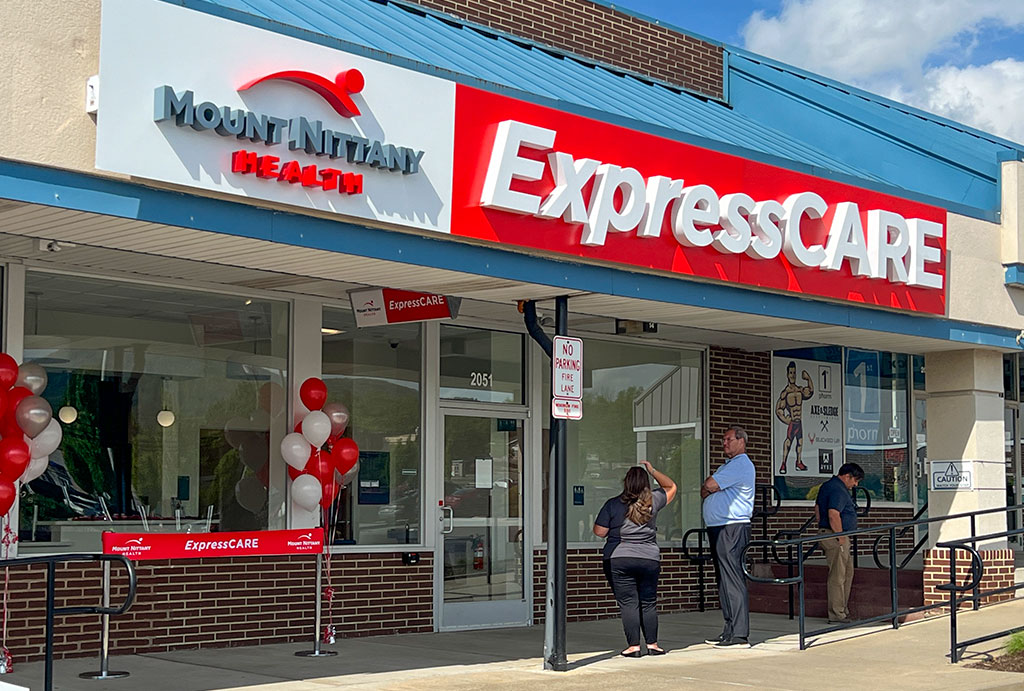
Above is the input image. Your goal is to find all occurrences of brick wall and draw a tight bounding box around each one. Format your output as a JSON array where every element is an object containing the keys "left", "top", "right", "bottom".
[
  {"left": 532, "top": 547, "right": 714, "bottom": 623},
  {"left": 6, "top": 552, "right": 433, "bottom": 662},
  {"left": 923, "top": 547, "right": 1016, "bottom": 608},
  {"left": 401, "top": 0, "right": 724, "bottom": 99}
]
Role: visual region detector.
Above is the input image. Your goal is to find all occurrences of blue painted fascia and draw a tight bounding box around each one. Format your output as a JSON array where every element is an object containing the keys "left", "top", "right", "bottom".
[
  {"left": 162, "top": 0, "right": 994, "bottom": 222},
  {"left": 0, "top": 158, "right": 1019, "bottom": 351},
  {"left": 1006, "top": 264, "right": 1024, "bottom": 288}
]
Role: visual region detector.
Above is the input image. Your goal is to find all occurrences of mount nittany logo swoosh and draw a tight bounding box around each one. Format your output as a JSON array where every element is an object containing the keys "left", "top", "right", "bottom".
[{"left": 239, "top": 69, "right": 365, "bottom": 118}]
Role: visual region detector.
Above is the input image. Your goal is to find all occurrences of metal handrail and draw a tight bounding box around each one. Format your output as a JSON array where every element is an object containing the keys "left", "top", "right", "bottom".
[
  {"left": 935, "top": 528, "right": 1024, "bottom": 663},
  {"left": 752, "top": 484, "right": 782, "bottom": 562},
  {"left": 0, "top": 553, "right": 137, "bottom": 691},
  {"left": 680, "top": 527, "right": 712, "bottom": 612},
  {"left": 872, "top": 502, "right": 929, "bottom": 570},
  {"left": 741, "top": 503, "right": 1024, "bottom": 656}
]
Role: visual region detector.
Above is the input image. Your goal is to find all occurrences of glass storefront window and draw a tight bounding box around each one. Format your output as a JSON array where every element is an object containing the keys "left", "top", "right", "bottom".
[
  {"left": 440, "top": 325, "right": 523, "bottom": 404},
  {"left": 1005, "top": 354, "right": 1018, "bottom": 401},
  {"left": 322, "top": 307, "right": 421, "bottom": 545},
  {"left": 19, "top": 272, "right": 289, "bottom": 551},
  {"left": 543, "top": 339, "right": 704, "bottom": 544},
  {"left": 844, "top": 350, "right": 910, "bottom": 503}
]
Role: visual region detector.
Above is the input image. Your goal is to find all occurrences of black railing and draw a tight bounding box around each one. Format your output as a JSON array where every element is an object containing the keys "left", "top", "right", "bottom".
[
  {"left": 751, "top": 483, "right": 782, "bottom": 562},
  {"left": 872, "top": 502, "right": 929, "bottom": 570},
  {"left": 680, "top": 527, "right": 712, "bottom": 611},
  {"left": 0, "top": 553, "right": 137, "bottom": 691},
  {"left": 742, "top": 502, "right": 1024, "bottom": 660},
  {"left": 938, "top": 529, "right": 1024, "bottom": 663}
]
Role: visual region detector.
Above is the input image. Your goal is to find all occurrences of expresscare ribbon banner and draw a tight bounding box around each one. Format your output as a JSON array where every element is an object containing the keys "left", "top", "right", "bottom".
[{"left": 102, "top": 528, "right": 323, "bottom": 560}]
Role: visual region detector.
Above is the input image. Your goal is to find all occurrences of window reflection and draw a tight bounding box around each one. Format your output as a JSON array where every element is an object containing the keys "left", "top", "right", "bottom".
[
  {"left": 19, "top": 272, "right": 289, "bottom": 551},
  {"left": 322, "top": 307, "right": 421, "bottom": 545},
  {"left": 544, "top": 340, "right": 704, "bottom": 544},
  {"left": 440, "top": 325, "right": 523, "bottom": 404}
]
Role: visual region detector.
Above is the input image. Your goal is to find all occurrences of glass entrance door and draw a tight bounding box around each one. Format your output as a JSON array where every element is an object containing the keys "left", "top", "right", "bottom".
[
  {"left": 1006, "top": 407, "right": 1021, "bottom": 548},
  {"left": 437, "top": 413, "right": 527, "bottom": 629}
]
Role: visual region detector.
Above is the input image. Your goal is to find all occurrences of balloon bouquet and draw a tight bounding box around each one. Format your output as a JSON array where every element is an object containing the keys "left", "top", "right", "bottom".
[
  {"left": 0, "top": 354, "right": 64, "bottom": 674},
  {"left": 280, "top": 377, "right": 358, "bottom": 645}
]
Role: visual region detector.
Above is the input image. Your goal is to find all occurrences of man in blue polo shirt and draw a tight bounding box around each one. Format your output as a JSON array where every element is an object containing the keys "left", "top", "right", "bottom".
[
  {"left": 701, "top": 425, "right": 756, "bottom": 648},
  {"left": 814, "top": 462, "right": 865, "bottom": 624}
]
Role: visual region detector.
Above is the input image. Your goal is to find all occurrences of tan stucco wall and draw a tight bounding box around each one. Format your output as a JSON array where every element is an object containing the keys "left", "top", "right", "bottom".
[
  {"left": 0, "top": 0, "right": 101, "bottom": 173},
  {"left": 946, "top": 209, "right": 1024, "bottom": 330}
]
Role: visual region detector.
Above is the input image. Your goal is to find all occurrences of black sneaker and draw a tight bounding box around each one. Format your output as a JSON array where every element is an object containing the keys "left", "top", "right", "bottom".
[
  {"left": 704, "top": 634, "right": 726, "bottom": 646},
  {"left": 713, "top": 637, "right": 750, "bottom": 648}
]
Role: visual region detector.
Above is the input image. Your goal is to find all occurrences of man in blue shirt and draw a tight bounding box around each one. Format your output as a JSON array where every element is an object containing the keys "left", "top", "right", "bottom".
[
  {"left": 701, "top": 425, "right": 756, "bottom": 648},
  {"left": 814, "top": 462, "right": 865, "bottom": 624}
]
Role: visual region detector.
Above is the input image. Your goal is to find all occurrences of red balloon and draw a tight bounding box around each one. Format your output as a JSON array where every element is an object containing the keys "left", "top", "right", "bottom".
[
  {"left": 304, "top": 450, "right": 334, "bottom": 485},
  {"left": 299, "top": 378, "right": 327, "bottom": 411},
  {"left": 333, "top": 438, "right": 359, "bottom": 475},
  {"left": 256, "top": 461, "right": 270, "bottom": 488},
  {"left": 0, "top": 438, "right": 29, "bottom": 480},
  {"left": 0, "top": 479, "right": 14, "bottom": 516},
  {"left": 319, "top": 478, "right": 339, "bottom": 509},
  {"left": 0, "top": 355, "right": 17, "bottom": 390},
  {"left": 287, "top": 465, "right": 303, "bottom": 481},
  {"left": 6, "top": 387, "right": 31, "bottom": 420},
  {"left": 0, "top": 415, "right": 20, "bottom": 441}
]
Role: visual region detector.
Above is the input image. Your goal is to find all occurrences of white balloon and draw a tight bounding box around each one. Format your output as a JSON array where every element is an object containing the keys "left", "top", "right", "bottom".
[
  {"left": 280, "top": 432, "right": 312, "bottom": 471},
  {"left": 21, "top": 455, "right": 49, "bottom": 483},
  {"left": 248, "top": 408, "right": 271, "bottom": 431},
  {"left": 234, "top": 475, "right": 266, "bottom": 513},
  {"left": 301, "top": 410, "right": 331, "bottom": 448},
  {"left": 28, "top": 419, "right": 62, "bottom": 459},
  {"left": 290, "top": 474, "right": 322, "bottom": 512}
]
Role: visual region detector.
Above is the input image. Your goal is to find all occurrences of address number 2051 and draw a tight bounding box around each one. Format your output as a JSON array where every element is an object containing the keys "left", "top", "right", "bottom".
[{"left": 470, "top": 372, "right": 493, "bottom": 387}]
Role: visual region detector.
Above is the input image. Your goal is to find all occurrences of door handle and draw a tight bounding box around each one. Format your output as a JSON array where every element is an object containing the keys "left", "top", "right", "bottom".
[{"left": 440, "top": 505, "right": 454, "bottom": 534}]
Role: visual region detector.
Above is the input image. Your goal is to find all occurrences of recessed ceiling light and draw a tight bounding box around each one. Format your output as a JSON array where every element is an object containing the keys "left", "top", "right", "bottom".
[{"left": 321, "top": 328, "right": 344, "bottom": 335}]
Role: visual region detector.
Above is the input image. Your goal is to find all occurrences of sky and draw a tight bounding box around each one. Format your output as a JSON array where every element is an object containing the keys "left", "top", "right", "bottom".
[{"left": 608, "top": 0, "right": 1024, "bottom": 144}]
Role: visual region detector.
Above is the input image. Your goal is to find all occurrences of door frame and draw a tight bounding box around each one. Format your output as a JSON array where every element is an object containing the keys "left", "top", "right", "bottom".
[{"left": 433, "top": 405, "right": 533, "bottom": 630}]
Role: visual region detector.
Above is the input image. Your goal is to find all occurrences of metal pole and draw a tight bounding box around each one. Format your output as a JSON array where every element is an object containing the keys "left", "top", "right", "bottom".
[
  {"left": 797, "top": 542, "right": 806, "bottom": 651},
  {"left": 697, "top": 530, "right": 705, "bottom": 612},
  {"left": 970, "top": 517, "right": 980, "bottom": 611},
  {"left": 45, "top": 561, "right": 55, "bottom": 691},
  {"left": 545, "top": 296, "right": 569, "bottom": 672},
  {"left": 787, "top": 545, "right": 794, "bottom": 620},
  {"left": 295, "top": 553, "right": 337, "bottom": 657},
  {"left": 889, "top": 527, "right": 899, "bottom": 630},
  {"left": 949, "top": 548, "right": 958, "bottom": 663},
  {"left": 79, "top": 560, "right": 129, "bottom": 679}
]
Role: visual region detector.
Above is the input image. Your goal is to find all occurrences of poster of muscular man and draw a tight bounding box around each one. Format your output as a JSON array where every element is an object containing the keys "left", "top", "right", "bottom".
[{"left": 771, "top": 355, "right": 843, "bottom": 477}]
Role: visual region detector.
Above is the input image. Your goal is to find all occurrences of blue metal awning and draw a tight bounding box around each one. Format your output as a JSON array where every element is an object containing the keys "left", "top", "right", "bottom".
[{"left": 175, "top": 0, "right": 1024, "bottom": 217}]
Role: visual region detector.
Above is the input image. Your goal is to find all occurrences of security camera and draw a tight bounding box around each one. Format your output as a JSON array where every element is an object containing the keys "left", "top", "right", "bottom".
[
  {"left": 45, "top": 241, "right": 61, "bottom": 253},
  {"left": 388, "top": 339, "right": 400, "bottom": 349}
]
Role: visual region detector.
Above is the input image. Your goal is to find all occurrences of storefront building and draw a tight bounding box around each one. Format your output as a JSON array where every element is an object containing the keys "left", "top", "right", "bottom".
[{"left": 2, "top": 0, "right": 1023, "bottom": 659}]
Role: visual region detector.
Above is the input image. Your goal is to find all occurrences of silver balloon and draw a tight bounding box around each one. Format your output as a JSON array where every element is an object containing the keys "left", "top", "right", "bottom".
[
  {"left": 16, "top": 363, "right": 47, "bottom": 396},
  {"left": 322, "top": 402, "right": 350, "bottom": 439},
  {"left": 16, "top": 396, "right": 52, "bottom": 438}
]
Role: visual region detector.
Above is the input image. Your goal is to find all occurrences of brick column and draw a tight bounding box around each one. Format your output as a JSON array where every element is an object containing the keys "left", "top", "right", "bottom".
[{"left": 921, "top": 350, "right": 1008, "bottom": 606}]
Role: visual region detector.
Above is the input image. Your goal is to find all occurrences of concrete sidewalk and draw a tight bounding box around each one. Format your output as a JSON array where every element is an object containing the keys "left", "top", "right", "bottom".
[{"left": 5, "top": 602, "right": 1024, "bottom": 690}]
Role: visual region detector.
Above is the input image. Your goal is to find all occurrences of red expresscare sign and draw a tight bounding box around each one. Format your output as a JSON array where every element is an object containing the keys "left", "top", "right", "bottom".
[
  {"left": 102, "top": 528, "right": 323, "bottom": 560},
  {"left": 450, "top": 85, "right": 948, "bottom": 315}
]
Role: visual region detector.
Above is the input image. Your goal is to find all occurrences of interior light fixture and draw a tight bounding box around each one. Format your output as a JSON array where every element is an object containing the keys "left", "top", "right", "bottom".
[
  {"left": 156, "top": 410, "right": 176, "bottom": 427},
  {"left": 244, "top": 299, "right": 253, "bottom": 306},
  {"left": 58, "top": 406, "right": 78, "bottom": 424},
  {"left": 321, "top": 327, "right": 344, "bottom": 335}
]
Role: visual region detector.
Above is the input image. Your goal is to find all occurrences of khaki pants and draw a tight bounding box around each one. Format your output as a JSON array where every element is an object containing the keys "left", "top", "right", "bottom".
[{"left": 820, "top": 530, "right": 853, "bottom": 621}]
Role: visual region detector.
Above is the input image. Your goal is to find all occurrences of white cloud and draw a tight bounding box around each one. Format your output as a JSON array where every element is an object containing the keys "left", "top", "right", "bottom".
[
  {"left": 898, "top": 59, "right": 1024, "bottom": 143},
  {"left": 741, "top": 0, "right": 1024, "bottom": 141}
]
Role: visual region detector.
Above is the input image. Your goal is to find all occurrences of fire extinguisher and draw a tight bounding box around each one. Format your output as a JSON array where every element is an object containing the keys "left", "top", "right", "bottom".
[{"left": 473, "top": 537, "right": 485, "bottom": 570}]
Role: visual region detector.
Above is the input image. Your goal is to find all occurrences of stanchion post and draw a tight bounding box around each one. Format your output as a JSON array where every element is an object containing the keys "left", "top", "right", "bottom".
[
  {"left": 79, "top": 559, "right": 130, "bottom": 680},
  {"left": 296, "top": 552, "right": 337, "bottom": 657}
]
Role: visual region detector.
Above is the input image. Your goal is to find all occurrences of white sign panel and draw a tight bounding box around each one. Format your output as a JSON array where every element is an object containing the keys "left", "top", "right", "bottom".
[
  {"left": 552, "top": 398, "right": 583, "bottom": 420},
  {"left": 96, "top": 0, "right": 455, "bottom": 233},
  {"left": 552, "top": 336, "right": 583, "bottom": 400},
  {"left": 772, "top": 355, "right": 843, "bottom": 477},
  {"left": 930, "top": 460, "right": 974, "bottom": 491}
]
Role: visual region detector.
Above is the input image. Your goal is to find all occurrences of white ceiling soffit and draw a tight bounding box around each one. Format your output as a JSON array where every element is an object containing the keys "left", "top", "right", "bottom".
[{"left": 0, "top": 200, "right": 976, "bottom": 353}]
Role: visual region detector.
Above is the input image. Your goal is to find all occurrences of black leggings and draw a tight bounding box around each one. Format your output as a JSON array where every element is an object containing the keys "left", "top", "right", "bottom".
[{"left": 608, "top": 557, "right": 660, "bottom": 646}]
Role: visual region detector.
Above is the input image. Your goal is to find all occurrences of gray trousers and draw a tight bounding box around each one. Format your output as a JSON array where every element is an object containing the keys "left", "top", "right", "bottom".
[{"left": 708, "top": 522, "right": 751, "bottom": 640}]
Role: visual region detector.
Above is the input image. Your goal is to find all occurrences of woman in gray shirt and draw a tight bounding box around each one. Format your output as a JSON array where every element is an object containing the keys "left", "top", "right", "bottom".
[{"left": 594, "top": 460, "right": 677, "bottom": 657}]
